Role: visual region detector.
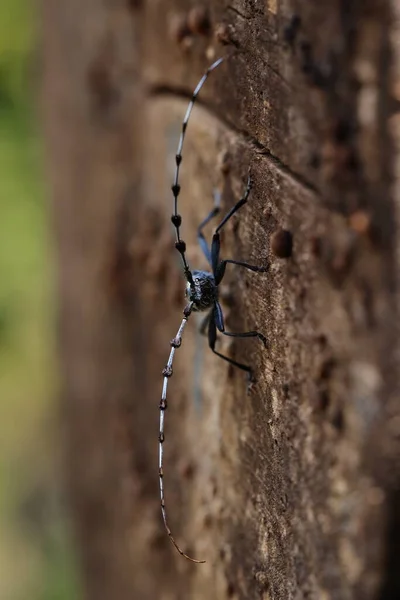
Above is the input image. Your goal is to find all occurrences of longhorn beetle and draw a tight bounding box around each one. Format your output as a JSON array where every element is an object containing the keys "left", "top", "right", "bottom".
[{"left": 159, "top": 57, "right": 268, "bottom": 563}]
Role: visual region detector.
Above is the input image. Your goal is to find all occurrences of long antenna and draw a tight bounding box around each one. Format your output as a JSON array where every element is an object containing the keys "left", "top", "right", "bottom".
[
  {"left": 158, "top": 302, "right": 205, "bottom": 563},
  {"left": 170, "top": 57, "right": 224, "bottom": 287}
]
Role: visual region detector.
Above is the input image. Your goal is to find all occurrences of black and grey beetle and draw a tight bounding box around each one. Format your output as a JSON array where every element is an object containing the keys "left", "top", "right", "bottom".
[{"left": 159, "top": 58, "right": 268, "bottom": 563}]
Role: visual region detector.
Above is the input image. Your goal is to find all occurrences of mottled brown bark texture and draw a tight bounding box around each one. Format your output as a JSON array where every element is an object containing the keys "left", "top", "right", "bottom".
[{"left": 42, "top": 0, "right": 400, "bottom": 599}]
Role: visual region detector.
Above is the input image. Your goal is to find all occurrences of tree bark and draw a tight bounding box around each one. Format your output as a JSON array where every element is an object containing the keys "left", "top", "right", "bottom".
[{"left": 43, "top": 1, "right": 400, "bottom": 599}]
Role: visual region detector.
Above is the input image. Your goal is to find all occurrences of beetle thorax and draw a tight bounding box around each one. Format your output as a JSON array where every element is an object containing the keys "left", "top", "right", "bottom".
[{"left": 186, "top": 270, "right": 217, "bottom": 311}]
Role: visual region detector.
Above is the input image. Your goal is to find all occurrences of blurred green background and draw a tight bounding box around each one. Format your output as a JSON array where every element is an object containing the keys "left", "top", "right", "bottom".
[{"left": 0, "top": 2, "right": 80, "bottom": 598}]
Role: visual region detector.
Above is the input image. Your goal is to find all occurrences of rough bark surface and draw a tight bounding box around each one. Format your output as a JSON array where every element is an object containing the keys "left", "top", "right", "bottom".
[{"left": 43, "top": 1, "right": 400, "bottom": 599}]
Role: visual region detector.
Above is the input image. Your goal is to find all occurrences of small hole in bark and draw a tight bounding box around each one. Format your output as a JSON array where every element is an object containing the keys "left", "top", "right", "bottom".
[
  {"left": 203, "top": 513, "right": 213, "bottom": 528},
  {"left": 180, "top": 460, "right": 196, "bottom": 479},
  {"left": 320, "top": 358, "right": 336, "bottom": 380},
  {"left": 332, "top": 407, "right": 345, "bottom": 431},
  {"left": 227, "top": 582, "right": 236, "bottom": 597},
  {"left": 316, "top": 390, "right": 330, "bottom": 412},
  {"left": 316, "top": 334, "right": 328, "bottom": 348},
  {"left": 334, "top": 118, "right": 354, "bottom": 143},
  {"left": 271, "top": 229, "right": 293, "bottom": 258},
  {"left": 310, "top": 235, "right": 322, "bottom": 257},
  {"left": 309, "top": 151, "right": 321, "bottom": 169}
]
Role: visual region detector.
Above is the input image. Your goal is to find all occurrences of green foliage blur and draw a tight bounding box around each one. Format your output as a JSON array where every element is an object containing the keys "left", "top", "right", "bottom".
[{"left": 0, "top": 2, "right": 80, "bottom": 599}]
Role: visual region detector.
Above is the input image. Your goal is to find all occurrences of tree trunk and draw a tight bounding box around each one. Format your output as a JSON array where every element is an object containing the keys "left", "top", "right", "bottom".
[{"left": 42, "top": 1, "right": 400, "bottom": 599}]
